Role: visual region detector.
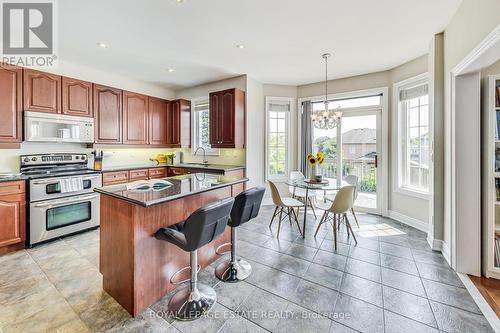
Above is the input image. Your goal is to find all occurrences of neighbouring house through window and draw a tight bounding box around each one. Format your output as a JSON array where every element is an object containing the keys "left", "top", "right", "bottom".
[{"left": 396, "top": 75, "right": 430, "bottom": 195}]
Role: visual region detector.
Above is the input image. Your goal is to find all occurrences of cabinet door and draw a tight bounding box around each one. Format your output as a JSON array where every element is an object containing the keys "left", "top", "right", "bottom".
[
  {"left": 23, "top": 68, "right": 61, "bottom": 114},
  {"left": 220, "top": 89, "right": 235, "bottom": 145},
  {"left": 148, "top": 97, "right": 168, "bottom": 145},
  {"left": 94, "top": 84, "right": 122, "bottom": 143},
  {"left": 209, "top": 92, "right": 220, "bottom": 145},
  {"left": 169, "top": 100, "right": 181, "bottom": 146},
  {"left": 62, "top": 77, "right": 93, "bottom": 117},
  {"left": 0, "top": 64, "right": 22, "bottom": 143},
  {"left": 123, "top": 91, "right": 148, "bottom": 145},
  {"left": 0, "top": 193, "right": 25, "bottom": 248}
]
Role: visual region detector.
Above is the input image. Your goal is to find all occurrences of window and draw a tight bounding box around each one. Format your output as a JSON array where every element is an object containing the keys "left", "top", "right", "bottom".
[
  {"left": 396, "top": 75, "right": 430, "bottom": 195},
  {"left": 266, "top": 97, "right": 292, "bottom": 181},
  {"left": 192, "top": 98, "right": 219, "bottom": 155}
]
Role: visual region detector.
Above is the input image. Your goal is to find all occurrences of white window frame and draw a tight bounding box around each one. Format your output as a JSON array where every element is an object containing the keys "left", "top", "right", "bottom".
[
  {"left": 394, "top": 73, "right": 430, "bottom": 199},
  {"left": 191, "top": 97, "right": 220, "bottom": 156},
  {"left": 265, "top": 96, "right": 293, "bottom": 182}
]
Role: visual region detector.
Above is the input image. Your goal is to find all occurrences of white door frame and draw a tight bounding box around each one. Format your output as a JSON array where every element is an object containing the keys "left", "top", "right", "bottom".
[
  {"left": 448, "top": 24, "right": 500, "bottom": 274},
  {"left": 297, "top": 86, "right": 389, "bottom": 216}
]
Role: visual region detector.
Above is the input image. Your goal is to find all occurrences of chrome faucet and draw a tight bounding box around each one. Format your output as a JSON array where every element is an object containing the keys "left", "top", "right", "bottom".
[{"left": 194, "top": 147, "right": 209, "bottom": 164}]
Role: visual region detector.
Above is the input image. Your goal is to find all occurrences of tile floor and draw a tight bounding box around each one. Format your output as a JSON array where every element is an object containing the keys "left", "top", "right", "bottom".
[{"left": 0, "top": 206, "right": 495, "bottom": 332}]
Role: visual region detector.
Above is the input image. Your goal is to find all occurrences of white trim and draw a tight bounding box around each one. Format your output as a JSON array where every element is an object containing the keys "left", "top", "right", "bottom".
[
  {"left": 265, "top": 96, "right": 293, "bottom": 182},
  {"left": 441, "top": 240, "right": 451, "bottom": 265},
  {"left": 427, "top": 237, "right": 443, "bottom": 251},
  {"left": 297, "top": 86, "right": 389, "bottom": 216},
  {"left": 448, "top": 23, "right": 500, "bottom": 274},
  {"left": 458, "top": 273, "right": 500, "bottom": 333},
  {"left": 392, "top": 73, "right": 431, "bottom": 198},
  {"left": 387, "top": 210, "right": 428, "bottom": 233}
]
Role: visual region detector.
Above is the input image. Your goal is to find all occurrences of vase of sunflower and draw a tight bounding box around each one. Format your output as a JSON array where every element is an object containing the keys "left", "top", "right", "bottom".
[{"left": 307, "top": 152, "right": 325, "bottom": 182}]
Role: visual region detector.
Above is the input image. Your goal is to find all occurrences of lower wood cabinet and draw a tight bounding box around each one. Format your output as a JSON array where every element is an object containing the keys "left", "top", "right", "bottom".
[
  {"left": 102, "top": 171, "right": 129, "bottom": 186},
  {"left": 129, "top": 169, "right": 149, "bottom": 181},
  {"left": 148, "top": 167, "right": 167, "bottom": 179},
  {"left": 0, "top": 181, "right": 26, "bottom": 254}
]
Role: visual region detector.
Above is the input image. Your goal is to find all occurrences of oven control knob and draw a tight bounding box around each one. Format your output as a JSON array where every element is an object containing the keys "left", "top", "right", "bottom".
[
  {"left": 31, "top": 157, "right": 37, "bottom": 162},
  {"left": 81, "top": 155, "right": 86, "bottom": 160},
  {"left": 75, "top": 156, "right": 79, "bottom": 160},
  {"left": 24, "top": 157, "right": 29, "bottom": 163}
]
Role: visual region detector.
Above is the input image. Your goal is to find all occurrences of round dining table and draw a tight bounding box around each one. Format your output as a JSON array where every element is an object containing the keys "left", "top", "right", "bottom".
[{"left": 287, "top": 177, "right": 349, "bottom": 238}]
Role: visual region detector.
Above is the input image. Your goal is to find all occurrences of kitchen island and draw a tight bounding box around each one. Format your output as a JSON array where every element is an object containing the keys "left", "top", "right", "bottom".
[{"left": 94, "top": 173, "right": 248, "bottom": 316}]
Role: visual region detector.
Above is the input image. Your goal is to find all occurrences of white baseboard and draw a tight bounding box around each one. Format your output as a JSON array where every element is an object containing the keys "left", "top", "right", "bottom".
[
  {"left": 427, "top": 237, "right": 443, "bottom": 251},
  {"left": 387, "top": 210, "right": 428, "bottom": 233}
]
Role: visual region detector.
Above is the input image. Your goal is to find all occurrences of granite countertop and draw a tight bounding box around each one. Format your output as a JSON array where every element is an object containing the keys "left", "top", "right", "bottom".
[
  {"left": 94, "top": 173, "right": 248, "bottom": 207},
  {"left": 99, "top": 163, "right": 245, "bottom": 173},
  {"left": 0, "top": 174, "right": 27, "bottom": 183}
]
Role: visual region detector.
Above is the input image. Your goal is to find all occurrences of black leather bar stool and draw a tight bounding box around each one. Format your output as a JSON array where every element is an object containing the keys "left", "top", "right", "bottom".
[
  {"left": 155, "top": 197, "right": 234, "bottom": 320},
  {"left": 215, "top": 187, "right": 265, "bottom": 282}
]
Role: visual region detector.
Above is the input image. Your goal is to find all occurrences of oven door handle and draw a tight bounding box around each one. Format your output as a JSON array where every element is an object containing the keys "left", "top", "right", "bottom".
[
  {"left": 31, "top": 175, "right": 99, "bottom": 185},
  {"left": 33, "top": 194, "right": 100, "bottom": 208}
]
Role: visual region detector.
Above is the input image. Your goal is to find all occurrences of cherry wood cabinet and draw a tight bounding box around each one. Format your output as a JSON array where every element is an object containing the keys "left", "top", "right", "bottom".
[
  {"left": 0, "top": 64, "right": 22, "bottom": 145},
  {"left": 129, "top": 169, "right": 149, "bottom": 181},
  {"left": 168, "top": 99, "right": 191, "bottom": 148},
  {"left": 148, "top": 97, "right": 169, "bottom": 145},
  {"left": 209, "top": 88, "right": 245, "bottom": 148},
  {"left": 123, "top": 91, "right": 149, "bottom": 145},
  {"left": 62, "top": 77, "right": 93, "bottom": 117},
  {"left": 94, "top": 85, "right": 123, "bottom": 144},
  {"left": 102, "top": 171, "right": 129, "bottom": 186},
  {"left": 23, "top": 68, "right": 61, "bottom": 114},
  {"left": 148, "top": 167, "right": 167, "bottom": 179},
  {"left": 0, "top": 181, "right": 26, "bottom": 254}
]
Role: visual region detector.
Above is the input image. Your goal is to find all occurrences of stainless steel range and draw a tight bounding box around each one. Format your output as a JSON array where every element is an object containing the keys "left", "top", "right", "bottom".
[{"left": 21, "top": 153, "right": 102, "bottom": 246}]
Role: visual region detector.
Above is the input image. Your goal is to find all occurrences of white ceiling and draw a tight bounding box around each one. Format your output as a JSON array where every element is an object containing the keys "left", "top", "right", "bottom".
[{"left": 59, "top": 0, "right": 462, "bottom": 90}]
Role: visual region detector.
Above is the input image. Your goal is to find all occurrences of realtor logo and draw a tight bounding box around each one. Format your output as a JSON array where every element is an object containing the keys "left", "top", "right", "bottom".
[{"left": 1, "top": 0, "right": 57, "bottom": 67}]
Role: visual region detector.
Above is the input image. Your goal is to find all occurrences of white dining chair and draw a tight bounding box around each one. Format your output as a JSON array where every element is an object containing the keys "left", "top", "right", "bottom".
[
  {"left": 325, "top": 175, "right": 360, "bottom": 227},
  {"left": 268, "top": 180, "right": 304, "bottom": 238},
  {"left": 288, "top": 171, "right": 317, "bottom": 218},
  {"left": 314, "top": 185, "right": 358, "bottom": 250}
]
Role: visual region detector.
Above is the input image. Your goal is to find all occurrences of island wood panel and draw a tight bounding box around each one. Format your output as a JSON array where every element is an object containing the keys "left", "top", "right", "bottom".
[{"left": 100, "top": 186, "right": 232, "bottom": 316}]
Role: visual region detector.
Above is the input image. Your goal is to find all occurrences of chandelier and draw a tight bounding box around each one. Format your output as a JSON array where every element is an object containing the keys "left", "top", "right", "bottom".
[{"left": 311, "top": 53, "right": 342, "bottom": 130}]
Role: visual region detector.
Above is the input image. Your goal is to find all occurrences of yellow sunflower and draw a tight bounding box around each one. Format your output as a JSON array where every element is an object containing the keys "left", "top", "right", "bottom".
[{"left": 307, "top": 154, "right": 317, "bottom": 166}]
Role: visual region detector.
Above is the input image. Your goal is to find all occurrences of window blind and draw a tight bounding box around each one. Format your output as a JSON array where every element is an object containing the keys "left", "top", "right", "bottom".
[
  {"left": 268, "top": 100, "right": 291, "bottom": 112},
  {"left": 194, "top": 100, "right": 209, "bottom": 112},
  {"left": 399, "top": 84, "right": 428, "bottom": 101}
]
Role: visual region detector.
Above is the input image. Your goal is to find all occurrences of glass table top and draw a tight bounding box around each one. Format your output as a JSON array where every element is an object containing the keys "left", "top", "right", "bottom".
[{"left": 286, "top": 177, "right": 349, "bottom": 191}]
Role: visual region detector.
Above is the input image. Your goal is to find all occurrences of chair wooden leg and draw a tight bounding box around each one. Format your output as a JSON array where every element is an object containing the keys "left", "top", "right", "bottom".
[
  {"left": 345, "top": 214, "right": 358, "bottom": 244},
  {"left": 308, "top": 198, "right": 317, "bottom": 219},
  {"left": 291, "top": 208, "right": 303, "bottom": 236},
  {"left": 287, "top": 207, "right": 293, "bottom": 225},
  {"left": 277, "top": 208, "right": 283, "bottom": 238},
  {"left": 314, "top": 211, "right": 327, "bottom": 238},
  {"left": 333, "top": 213, "right": 337, "bottom": 251},
  {"left": 351, "top": 207, "right": 360, "bottom": 228},
  {"left": 269, "top": 206, "right": 279, "bottom": 229}
]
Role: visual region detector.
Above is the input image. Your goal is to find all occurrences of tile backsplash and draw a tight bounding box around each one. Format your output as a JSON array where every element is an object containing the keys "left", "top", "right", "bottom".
[{"left": 0, "top": 143, "right": 246, "bottom": 173}]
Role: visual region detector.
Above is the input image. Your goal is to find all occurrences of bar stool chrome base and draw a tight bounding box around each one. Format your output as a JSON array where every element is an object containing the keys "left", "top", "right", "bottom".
[
  {"left": 168, "top": 284, "right": 216, "bottom": 321},
  {"left": 215, "top": 259, "right": 252, "bottom": 282}
]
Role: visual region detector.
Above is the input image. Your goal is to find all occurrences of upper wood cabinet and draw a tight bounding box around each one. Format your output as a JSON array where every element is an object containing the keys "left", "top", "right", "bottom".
[
  {"left": 0, "top": 64, "right": 22, "bottom": 145},
  {"left": 148, "top": 97, "right": 169, "bottom": 145},
  {"left": 123, "top": 91, "right": 149, "bottom": 145},
  {"left": 23, "top": 68, "right": 61, "bottom": 114},
  {"left": 0, "top": 181, "right": 26, "bottom": 249},
  {"left": 94, "top": 84, "right": 122, "bottom": 144},
  {"left": 169, "top": 99, "right": 191, "bottom": 148},
  {"left": 209, "top": 88, "right": 245, "bottom": 148},
  {"left": 62, "top": 77, "right": 93, "bottom": 117}
]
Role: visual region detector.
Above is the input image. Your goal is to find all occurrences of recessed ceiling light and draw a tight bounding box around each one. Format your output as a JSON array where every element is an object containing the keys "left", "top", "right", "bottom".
[
  {"left": 236, "top": 44, "right": 245, "bottom": 49},
  {"left": 167, "top": 68, "right": 175, "bottom": 73},
  {"left": 176, "top": 0, "right": 184, "bottom": 3},
  {"left": 96, "top": 42, "right": 108, "bottom": 49}
]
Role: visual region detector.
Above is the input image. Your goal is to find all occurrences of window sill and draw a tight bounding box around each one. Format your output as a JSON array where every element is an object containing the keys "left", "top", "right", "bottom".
[{"left": 394, "top": 186, "right": 430, "bottom": 200}]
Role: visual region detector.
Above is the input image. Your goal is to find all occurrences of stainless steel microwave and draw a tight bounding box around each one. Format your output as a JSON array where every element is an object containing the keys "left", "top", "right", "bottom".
[{"left": 24, "top": 111, "right": 94, "bottom": 143}]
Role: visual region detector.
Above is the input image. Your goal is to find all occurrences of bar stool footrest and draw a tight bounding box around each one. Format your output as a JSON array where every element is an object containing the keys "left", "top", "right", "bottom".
[{"left": 170, "top": 264, "right": 201, "bottom": 285}]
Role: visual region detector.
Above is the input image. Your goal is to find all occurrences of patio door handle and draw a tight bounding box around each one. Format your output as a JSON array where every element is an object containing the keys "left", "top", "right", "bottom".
[{"left": 375, "top": 155, "right": 378, "bottom": 168}]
